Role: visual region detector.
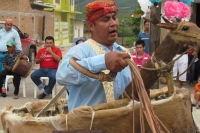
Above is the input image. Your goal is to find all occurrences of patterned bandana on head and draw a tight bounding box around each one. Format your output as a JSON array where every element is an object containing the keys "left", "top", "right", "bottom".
[{"left": 85, "top": 0, "right": 118, "bottom": 22}]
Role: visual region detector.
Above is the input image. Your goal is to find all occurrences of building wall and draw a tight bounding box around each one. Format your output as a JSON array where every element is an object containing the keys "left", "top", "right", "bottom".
[
  {"left": 50, "top": 0, "right": 76, "bottom": 46},
  {"left": 0, "top": 0, "right": 54, "bottom": 41},
  {"left": 74, "top": 21, "right": 84, "bottom": 42}
]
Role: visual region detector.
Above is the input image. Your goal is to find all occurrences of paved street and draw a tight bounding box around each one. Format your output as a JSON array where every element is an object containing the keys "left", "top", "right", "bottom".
[{"left": 0, "top": 45, "right": 197, "bottom": 131}]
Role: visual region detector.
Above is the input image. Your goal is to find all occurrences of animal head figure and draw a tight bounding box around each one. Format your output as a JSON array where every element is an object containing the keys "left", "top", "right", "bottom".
[
  {"left": 126, "top": 7, "right": 200, "bottom": 99},
  {"left": 144, "top": 7, "right": 200, "bottom": 49}
]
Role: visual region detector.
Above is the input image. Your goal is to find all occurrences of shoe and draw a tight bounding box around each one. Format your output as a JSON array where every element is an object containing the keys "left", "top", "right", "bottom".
[
  {"left": 13, "top": 95, "right": 19, "bottom": 99},
  {"left": 37, "top": 92, "right": 46, "bottom": 99}
]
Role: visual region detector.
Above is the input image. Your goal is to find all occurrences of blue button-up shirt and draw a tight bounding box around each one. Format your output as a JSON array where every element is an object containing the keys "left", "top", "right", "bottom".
[
  {"left": 138, "top": 31, "right": 149, "bottom": 54},
  {"left": 0, "top": 28, "right": 22, "bottom": 51},
  {"left": 56, "top": 40, "right": 131, "bottom": 111}
]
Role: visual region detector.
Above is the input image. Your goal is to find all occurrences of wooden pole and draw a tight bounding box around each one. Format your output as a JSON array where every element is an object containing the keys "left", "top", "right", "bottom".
[{"left": 149, "top": 4, "right": 161, "bottom": 89}]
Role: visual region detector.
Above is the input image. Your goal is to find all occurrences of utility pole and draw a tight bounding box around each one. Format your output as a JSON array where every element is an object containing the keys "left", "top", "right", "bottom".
[{"left": 149, "top": 4, "right": 161, "bottom": 89}]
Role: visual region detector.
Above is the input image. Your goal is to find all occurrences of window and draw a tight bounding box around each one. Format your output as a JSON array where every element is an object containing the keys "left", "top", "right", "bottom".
[{"left": 55, "top": 0, "right": 60, "bottom": 4}]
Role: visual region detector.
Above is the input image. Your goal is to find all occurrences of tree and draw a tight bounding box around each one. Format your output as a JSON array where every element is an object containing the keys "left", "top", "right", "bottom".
[{"left": 124, "top": 5, "right": 143, "bottom": 47}]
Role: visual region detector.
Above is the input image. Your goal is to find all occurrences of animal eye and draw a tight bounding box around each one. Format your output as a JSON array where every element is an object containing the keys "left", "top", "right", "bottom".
[{"left": 182, "top": 26, "right": 189, "bottom": 31}]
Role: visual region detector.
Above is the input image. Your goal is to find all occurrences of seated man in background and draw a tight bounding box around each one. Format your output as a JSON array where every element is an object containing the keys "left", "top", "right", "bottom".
[
  {"left": 0, "top": 40, "right": 27, "bottom": 99},
  {"left": 132, "top": 40, "right": 151, "bottom": 70},
  {"left": 31, "top": 36, "right": 62, "bottom": 99}
]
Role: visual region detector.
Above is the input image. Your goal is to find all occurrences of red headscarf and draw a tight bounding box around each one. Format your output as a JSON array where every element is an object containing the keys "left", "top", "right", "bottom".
[
  {"left": 86, "top": 0, "right": 118, "bottom": 22},
  {"left": 5, "top": 19, "right": 13, "bottom": 24}
]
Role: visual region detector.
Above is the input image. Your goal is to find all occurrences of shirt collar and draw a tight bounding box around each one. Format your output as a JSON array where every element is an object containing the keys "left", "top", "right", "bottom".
[
  {"left": 2, "top": 28, "right": 13, "bottom": 32},
  {"left": 141, "top": 30, "right": 148, "bottom": 34},
  {"left": 100, "top": 42, "right": 122, "bottom": 52},
  {"left": 135, "top": 52, "right": 145, "bottom": 57}
]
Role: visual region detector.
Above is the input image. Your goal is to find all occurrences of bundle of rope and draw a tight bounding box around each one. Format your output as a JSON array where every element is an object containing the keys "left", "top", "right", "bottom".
[{"left": 124, "top": 58, "right": 169, "bottom": 133}]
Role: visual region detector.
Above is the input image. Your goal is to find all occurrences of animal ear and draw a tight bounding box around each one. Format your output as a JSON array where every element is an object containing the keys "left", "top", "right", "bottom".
[
  {"left": 156, "top": 23, "right": 177, "bottom": 30},
  {"left": 162, "top": 16, "right": 171, "bottom": 23},
  {"left": 143, "top": 7, "right": 160, "bottom": 25},
  {"left": 175, "top": 17, "right": 182, "bottom": 23}
]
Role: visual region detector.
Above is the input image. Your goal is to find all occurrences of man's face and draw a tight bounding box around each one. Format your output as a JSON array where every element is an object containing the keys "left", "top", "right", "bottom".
[
  {"left": 136, "top": 44, "right": 145, "bottom": 54},
  {"left": 4, "top": 22, "right": 13, "bottom": 31},
  {"left": 7, "top": 45, "right": 15, "bottom": 52},
  {"left": 144, "top": 22, "right": 149, "bottom": 31},
  {"left": 45, "top": 39, "right": 54, "bottom": 47},
  {"left": 88, "top": 12, "right": 119, "bottom": 45}
]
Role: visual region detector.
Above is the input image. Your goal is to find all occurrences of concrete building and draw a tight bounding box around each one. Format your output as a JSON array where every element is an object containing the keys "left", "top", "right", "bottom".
[
  {"left": 43, "top": 0, "right": 81, "bottom": 46},
  {"left": 0, "top": 0, "right": 81, "bottom": 46},
  {"left": 0, "top": 0, "right": 55, "bottom": 42},
  {"left": 74, "top": 20, "right": 84, "bottom": 43}
]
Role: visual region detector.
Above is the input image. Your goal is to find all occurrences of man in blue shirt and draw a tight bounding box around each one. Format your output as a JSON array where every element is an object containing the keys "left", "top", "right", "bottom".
[
  {"left": 0, "top": 19, "right": 22, "bottom": 71},
  {"left": 56, "top": 0, "right": 132, "bottom": 111},
  {"left": 138, "top": 20, "right": 149, "bottom": 54}
]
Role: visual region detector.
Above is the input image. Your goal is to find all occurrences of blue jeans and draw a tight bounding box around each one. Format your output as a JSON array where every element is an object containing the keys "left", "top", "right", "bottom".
[
  {"left": 188, "top": 55, "right": 195, "bottom": 83},
  {"left": 0, "top": 53, "right": 6, "bottom": 71},
  {"left": 31, "top": 68, "right": 57, "bottom": 95},
  {"left": 0, "top": 53, "right": 8, "bottom": 89}
]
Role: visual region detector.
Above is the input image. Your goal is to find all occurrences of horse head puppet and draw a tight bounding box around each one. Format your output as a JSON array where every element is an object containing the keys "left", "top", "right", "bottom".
[{"left": 123, "top": 7, "right": 200, "bottom": 99}]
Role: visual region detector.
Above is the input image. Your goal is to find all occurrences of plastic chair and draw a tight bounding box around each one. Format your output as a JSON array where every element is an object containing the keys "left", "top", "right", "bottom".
[
  {"left": 4, "top": 57, "right": 29, "bottom": 97},
  {"left": 34, "top": 77, "right": 57, "bottom": 98},
  {"left": 5, "top": 75, "right": 26, "bottom": 97}
]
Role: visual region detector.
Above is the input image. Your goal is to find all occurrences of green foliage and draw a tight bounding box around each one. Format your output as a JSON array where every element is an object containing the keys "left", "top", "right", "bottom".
[
  {"left": 133, "top": 5, "right": 144, "bottom": 14},
  {"left": 120, "top": 5, "right": 143, "bottom": 47},
  {"left": 125, "top": 37, "right": 137, "bottom": 47},
  {"left": 131, "top": 18, "right": 141, "bottom": 35}
]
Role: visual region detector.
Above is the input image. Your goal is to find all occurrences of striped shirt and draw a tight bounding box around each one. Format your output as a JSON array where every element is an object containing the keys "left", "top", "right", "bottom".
[
  {"left": 132, "top": 52, "right": 151, "bottom": 70},
  {"left": 2, "top": 50, "right": 25, "bottom": 67}
]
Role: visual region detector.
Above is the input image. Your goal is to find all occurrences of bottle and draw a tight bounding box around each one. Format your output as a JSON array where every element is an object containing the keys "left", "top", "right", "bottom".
[{"left": 2, "top": 84, "right": 7, "bottom": 97}]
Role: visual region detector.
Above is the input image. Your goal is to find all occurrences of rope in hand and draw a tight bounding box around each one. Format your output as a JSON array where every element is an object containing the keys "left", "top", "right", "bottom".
[
  {"left": 141, "top": 47, "right": 195, "bottom": 71},
  {"left": 69, "top": 57, "right": 117, "bottom": 82},
  {"left": 141, "top": 47, "right": 197, "bottom": 78},
  {"left": 124, "top": 58, "right": 170, "bottom": 133}
]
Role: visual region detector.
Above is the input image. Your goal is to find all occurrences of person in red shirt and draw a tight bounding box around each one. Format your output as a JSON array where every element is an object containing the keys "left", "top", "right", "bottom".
[
  {"left": 194, "top": 76, "right": 200, "bottom": 109},
  {"left": 31, "top": 36, "right": 62, "bottom": 99},
  {"left": 132, "top": 40, "right": 151, "bottom": 70}
]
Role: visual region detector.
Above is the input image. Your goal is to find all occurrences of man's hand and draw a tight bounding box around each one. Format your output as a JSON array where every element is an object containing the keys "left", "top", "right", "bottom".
[
  {"left": 105, "top": 52, "right": 130, "bottom": 72},
  {"left": 40, "top": 53, "right": 45, "bottom": 60},
  {"left": 193, "top": 46, "right": 199, "bottom": 58},
  {"left": 18, "top": 53, "right": 23, "bottom": 59},
  {"left": 6, "top": 66, "right": 12, "bottom": 71},
  {"left": 46, "top": 47, "right": 53, "bottom": 53}
]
